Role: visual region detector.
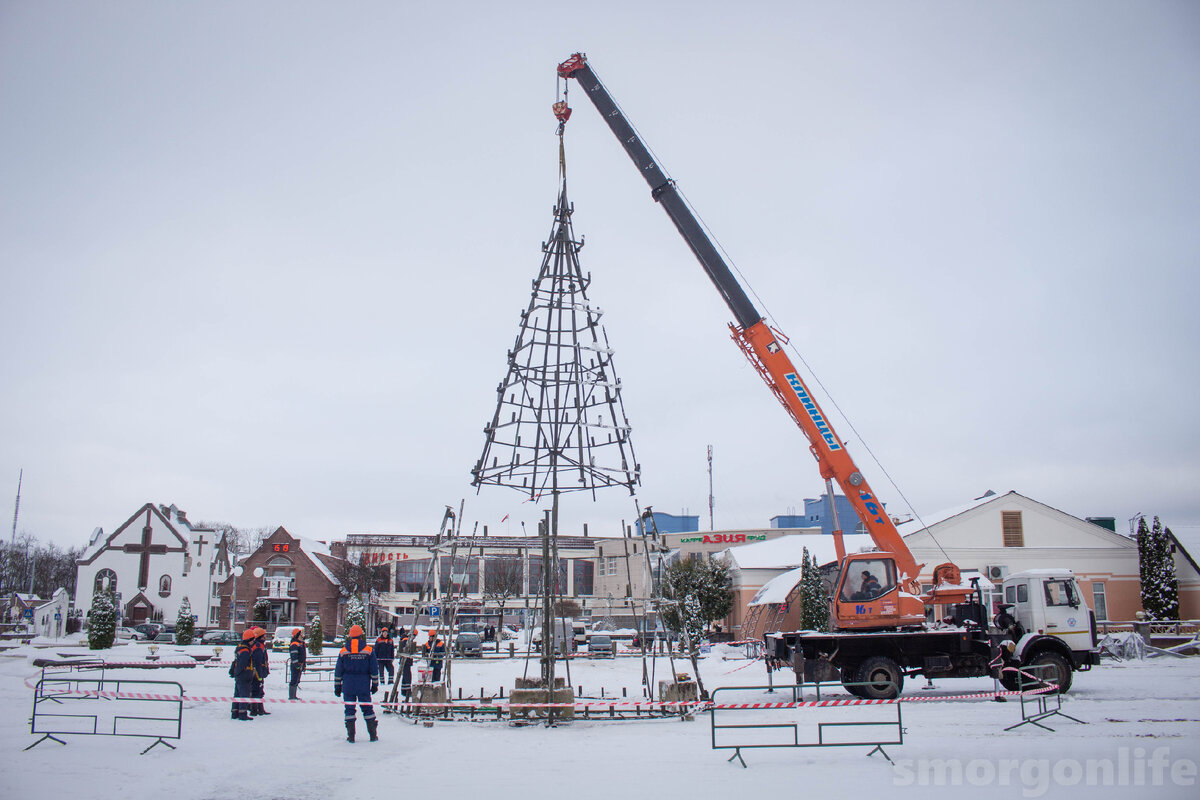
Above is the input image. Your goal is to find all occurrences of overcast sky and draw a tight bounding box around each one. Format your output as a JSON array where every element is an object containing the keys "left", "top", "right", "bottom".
[{"left": 2, "top": 1, "right": 1197, "bottom": 550}]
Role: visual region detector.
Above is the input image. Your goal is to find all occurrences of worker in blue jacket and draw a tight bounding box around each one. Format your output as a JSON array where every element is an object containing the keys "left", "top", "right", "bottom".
[
  {"left": 229, "top": 629, "right": 257, "bottom": 721},
  {"left": 374, "top": 627, "right": 395, "bottom": 685},
  {"left": 334, "top": 624, "right": 379, "bottom": 742},
  {"left": 288, "top": 628, "right": 307, "bottom": 700},
  {"left": 250, "top": 627, "right": 271, "bottom": 715}
]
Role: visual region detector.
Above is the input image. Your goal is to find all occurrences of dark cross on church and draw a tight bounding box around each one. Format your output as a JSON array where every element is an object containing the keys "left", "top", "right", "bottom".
[
  {"left": 194, "top": 534, "right": 209, "bottom": 556},
  {"left": 123, "top": 520, "right": 168, "bottom": 590}
]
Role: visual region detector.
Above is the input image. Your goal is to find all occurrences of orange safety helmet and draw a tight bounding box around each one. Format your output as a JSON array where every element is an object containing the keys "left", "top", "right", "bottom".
[
  {"left": 242, "top": 628, "right": 256, "bottom": 640},
  {"left": 292, "top": 628, "right": 303, "bottom": 639},
  {"left": 348, "top": 624, "right": 364, "bottom": 638}
]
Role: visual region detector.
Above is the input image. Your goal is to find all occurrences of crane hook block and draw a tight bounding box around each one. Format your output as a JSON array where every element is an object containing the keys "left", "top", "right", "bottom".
[
  {"left": 557, "top": 52, "right": 587, "bottom": 78},
  {"left": 553, "top": 100, "right": 572, "bottom": 123}
]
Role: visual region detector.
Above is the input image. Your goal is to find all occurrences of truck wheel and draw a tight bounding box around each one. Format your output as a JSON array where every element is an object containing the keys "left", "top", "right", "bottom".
[
  {"left": 1028, "top": 652, "right": 1072, "bottom": 693},
  {"left": 841, "top": 662, "right": 866, "bottom": 698},
  {"left": 857, "top": 656, "right": 903, "bottom": 700},
  {"left": 998, "top": 669, "right": 1021, "bottom": 692}
]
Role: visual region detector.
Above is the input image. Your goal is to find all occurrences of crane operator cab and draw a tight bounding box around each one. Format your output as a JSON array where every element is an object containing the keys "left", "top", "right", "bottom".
[{"left": 833, "top": 553, "right": 926, "bottom": 629}]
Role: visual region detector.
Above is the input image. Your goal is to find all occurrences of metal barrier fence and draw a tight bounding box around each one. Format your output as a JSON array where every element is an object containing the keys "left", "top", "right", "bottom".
[
  {"left": 27, "top": 675, "right": 184, "bottom": 754},
  {"left": 710, "top": 681, "right": 902, "bottom": 767},
  {"left": 1003, "top": 663, "right": 1084, "bottom": 732}
]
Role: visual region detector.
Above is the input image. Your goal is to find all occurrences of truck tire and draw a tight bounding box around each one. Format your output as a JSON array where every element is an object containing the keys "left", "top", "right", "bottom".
[
  {"left": 1027, "top": 651, "right": 1072, "bottom": 693},
  {"left": 857, "top": 656, "right": 903, "bottom": 700},
  {"left": 841, "top": 662, "right": 867, "bottom": 698}
]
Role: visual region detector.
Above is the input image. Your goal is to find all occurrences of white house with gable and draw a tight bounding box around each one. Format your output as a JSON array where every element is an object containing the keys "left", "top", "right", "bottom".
[
  {"left": 74, "top": 503, "right": 231, "bottom": 627},
  {"left": 899, "top": 490, "right": 1142, "bottom": 621}
]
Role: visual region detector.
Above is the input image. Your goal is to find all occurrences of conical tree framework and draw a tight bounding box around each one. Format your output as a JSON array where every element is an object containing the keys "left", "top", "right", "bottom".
[{"left": 471, "top": 181, "right": 640, "bottom": 500}]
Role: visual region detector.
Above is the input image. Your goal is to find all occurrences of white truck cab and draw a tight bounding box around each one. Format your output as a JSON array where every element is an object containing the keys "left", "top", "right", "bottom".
[{"left": 997, "top": 568, "right": 1099, "bottom": 691}]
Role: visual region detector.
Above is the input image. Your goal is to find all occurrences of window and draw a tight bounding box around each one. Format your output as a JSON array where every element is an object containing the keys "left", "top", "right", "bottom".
[
  {"left": 1043, "top": 579, "right": 1076, "bottom": 607},
  {"left": 306, "top": 603, "right": 320, "bottom": 623},
  {"left": 1002, "top": 511, "right": 1024, "bottom": 547},
  {"left": 1005, "top": 584, "right": 1017, "bottom": 604},
  {"left": 1016, "top": 584, "right": 1029, "bottom": 604},
  {"left": 158, "top": 575, "right": 172, "bottom": 597},
  {"left": 607, "top": 556, "right": 619, "bottom": 576},
  {"left": 440, "top": 555, "right": 479, "bottom": 594},
  {"left": 527, "top": 557, "right": 567, "bottom": 595},
  {"left": 211, "top": 581, "right": 220, "bottom": 598},
  {"left": 484, "top": 558, "right": 523, "bottom": 596},
  {"left": 235, "top": 602, "right": 246, "bottom": 623},
  {"left": 1091, "top": 582, "right": 1108, "bottom": 621},
  {"left": 263, "top": 556, "right": 295, "bottom": 592},
  {"left": 94, "top": 569, "right": 117, "bottom": 596},
  {"left": 838, "top": 558, "right": 896, "bottom": 603},
  {"left": 208, "top": 607, "right": 220, "bottom": 625},
  {"left": 395, "top": 559, "right": 429, "bottom": 593},
  {"left": 573, "top": 560, "right": 594, "bottom": 596}
]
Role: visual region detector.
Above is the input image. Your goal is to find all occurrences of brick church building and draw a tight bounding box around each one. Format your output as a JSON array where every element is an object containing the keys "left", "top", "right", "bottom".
[{"left": 216, "top": 527, "right": 348, "bottom": 636}]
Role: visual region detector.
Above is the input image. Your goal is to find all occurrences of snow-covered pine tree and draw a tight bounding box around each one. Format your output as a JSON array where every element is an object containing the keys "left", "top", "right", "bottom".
[
  {"left": 176, "top": 597, "right": 195, "bottom": 644},
  {"left": 253, "top": 597, "right": 272, "bottom": 626},
  {"left": 345, "top": 595, "right": 366, "bottom": 638},
  {"left": 87, "top": 591, "right": 117, "bottom": 650},
  {"left": 1161, "top": 524, "right": 1180, "bottom": 620},
  {"left": 308, "top": 615, "right": 323, "bottom": 655},
  {"left": 661, "top": 556, "right": 734, "bottom": 700},
  {"left": 1138, "top": 516, "right": 1180, "bottom": 620},
  {"left": 798, "top": 548, "right": 830, "bottom": 632}
]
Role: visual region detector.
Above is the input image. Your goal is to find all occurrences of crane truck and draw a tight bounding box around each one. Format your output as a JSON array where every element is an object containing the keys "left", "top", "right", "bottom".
[{"left": 555, "top": 52, "right": 1101, "bottom": 699}]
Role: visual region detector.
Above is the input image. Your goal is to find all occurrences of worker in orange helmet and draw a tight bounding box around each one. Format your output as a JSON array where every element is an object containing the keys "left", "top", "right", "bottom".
[
  {"left": 334, "top": 624, "right": 379, "bottom": 742},
  {"left": 229, "top": 628, "right": 258, "bottom": 721},
  {"left": 249, "top": 627, "right": 271, "bottom": 715},
  {"left": 288, "top": 628, "right": 307, "bottom": 700}
]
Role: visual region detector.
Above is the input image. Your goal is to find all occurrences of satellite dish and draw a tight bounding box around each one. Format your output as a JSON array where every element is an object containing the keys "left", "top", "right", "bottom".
[
  {"left": 232, "top": 565, "right": 244, "bottom": 577},
  {"left": 253, "top": 567, "right": 264, "bottom": 578}
]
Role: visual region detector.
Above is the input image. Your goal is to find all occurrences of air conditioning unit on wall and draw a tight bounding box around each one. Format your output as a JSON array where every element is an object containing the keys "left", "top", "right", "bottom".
[{"left": 986, "top": 565, "right": 1009, "bottom": 581}]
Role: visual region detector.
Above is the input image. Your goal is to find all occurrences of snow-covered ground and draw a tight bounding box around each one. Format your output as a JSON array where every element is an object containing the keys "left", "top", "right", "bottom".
[{"left": 1, "top": 637, "right": 1197, "bottom": 799}]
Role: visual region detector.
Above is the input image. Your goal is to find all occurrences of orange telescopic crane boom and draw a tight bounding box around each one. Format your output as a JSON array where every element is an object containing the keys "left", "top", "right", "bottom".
[{"left": 557, "top": 53, "right": 969, "bottom": 629}]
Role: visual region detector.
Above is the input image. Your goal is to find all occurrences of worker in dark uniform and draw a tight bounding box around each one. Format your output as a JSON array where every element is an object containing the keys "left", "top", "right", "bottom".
[
  {"left": 334, "top": 624, "right": 379, "bottom": 743},
  {"left": 427, "top": 631, "right": 446, "bottom": 683},
  {"left": 288, "top": 627, "right": 307, "bottom": 700},
  {"left": 230, "top": 628, "right": 257, "bottom": 721},
  {"left": 397, "top": 627, "right": 414, "bottom": 702},
  {"left": 374, "top": 627, "right": 395, "bottom": 685},
  {"left": 250, "top": 627, "right": 271, "bottom": 715}
]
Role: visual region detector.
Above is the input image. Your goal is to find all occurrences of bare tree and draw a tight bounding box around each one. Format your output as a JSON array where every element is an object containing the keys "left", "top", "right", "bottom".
[
  {"left": 196, "top": 522, "right": 273, "bottom": 558},
  {"left": 325, "top": 548, "right": 389, "bottom": 598},
  {"left": 0, "top": 532, "right": 82, "bottom": 598},
  {"left": 483, "top": 556, "right": 523, "bottom": 618}
]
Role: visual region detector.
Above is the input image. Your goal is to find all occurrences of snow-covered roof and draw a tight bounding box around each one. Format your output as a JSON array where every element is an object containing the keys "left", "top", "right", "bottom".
[
  {"left": 298, "top": 537, "right": 343, "bottom": 587},
  {"left": 721, "top": 533, "right": 876, "bottom": 570},
  {"left": 1170, "top": 528, "right": 1200, "bottom": 575},
  {"left": 896, "top": 492, "right": 1007, "bottom": 535},
  {"left": 747, "top": 566, "right": 804, "bottom": 607}
]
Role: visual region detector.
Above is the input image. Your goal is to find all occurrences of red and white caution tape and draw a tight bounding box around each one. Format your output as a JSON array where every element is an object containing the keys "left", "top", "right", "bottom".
[{"left": 24, "top": 683, "right": 1056, "bottom": 710}]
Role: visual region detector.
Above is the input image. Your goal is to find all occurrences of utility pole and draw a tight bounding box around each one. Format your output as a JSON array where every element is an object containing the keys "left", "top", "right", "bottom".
[
  {"left": 9, "top": 469, "right": 20, "bottom": 548},
  {"left": 707, "top": 446, "right": 714, "bottom": 531},
  {"left": 7, "top": 469, "right": 22, "bottom": 594}
]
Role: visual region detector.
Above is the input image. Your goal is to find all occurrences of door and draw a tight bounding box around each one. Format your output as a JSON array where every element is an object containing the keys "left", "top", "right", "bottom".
[{"left": 1039, "top": 578, "right": 1092, "bottom": 651}]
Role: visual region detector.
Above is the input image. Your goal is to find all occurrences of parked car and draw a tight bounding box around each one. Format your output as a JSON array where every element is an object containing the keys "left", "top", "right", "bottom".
[
  {"left": 587, "top": 634, "right": 615, "bottom": 658},
  {"left": 201, "top": 630, "right": 240, "bottom": 646},
  {"left": 133, "top": 623, "right": 163, "bottom": 640},
  {"left": 151, "top": 631, "right": 176, "bottom": 644},
  {"left": 454, "top": 632, "right": 483, "bottom": 657},
  {"left": 116, "top": 627, "right": 143, "bottom": 641},
  {"left": 270, "top": 627, "right": 302, "bottom": 651}
]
